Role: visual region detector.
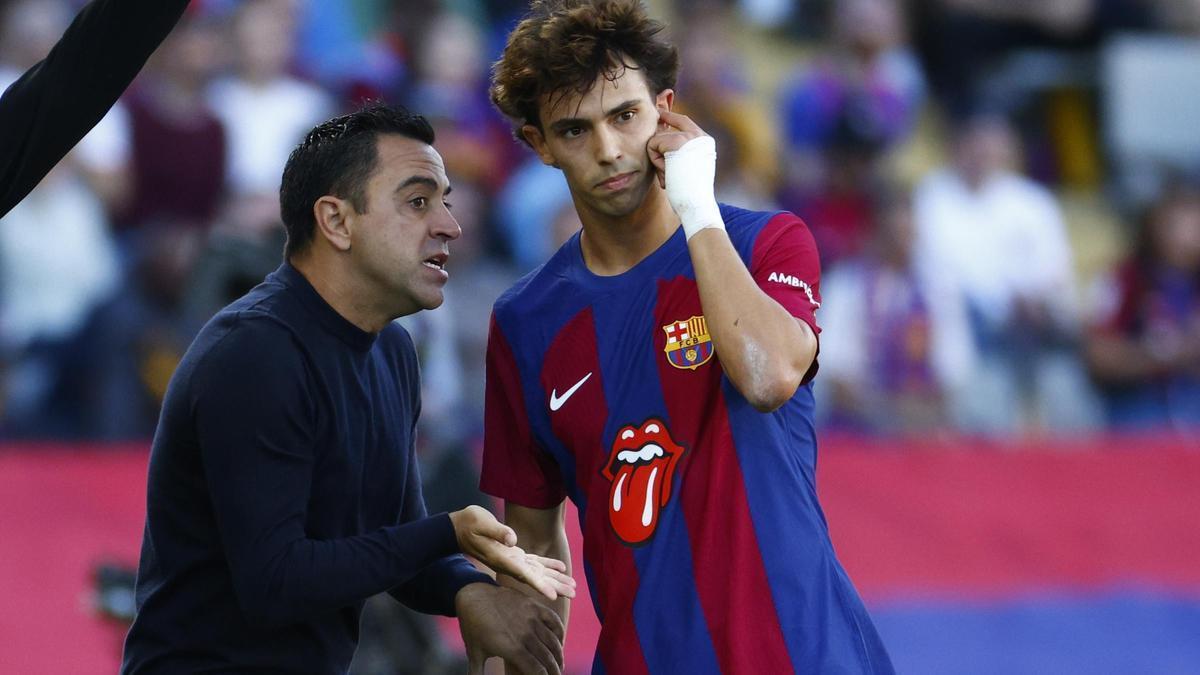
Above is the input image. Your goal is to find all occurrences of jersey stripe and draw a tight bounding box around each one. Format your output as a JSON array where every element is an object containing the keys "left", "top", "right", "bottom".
[
  {"left": 482, "top": 316, "right": 564, "bottom": 508},
  {"left": 653, "top": 276, "right": 795, "bottom": 672},
  {"left": 726, "top": 384, "right": 889, "bottom": 671},
  {"left": 541, "top": 307, "right": 650, "bottom": 675},
  {"left": 590, "top": 290, "right": 723, "bottom": 674}
]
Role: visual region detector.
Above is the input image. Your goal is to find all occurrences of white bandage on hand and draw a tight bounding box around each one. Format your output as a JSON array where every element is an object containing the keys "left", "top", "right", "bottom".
[{"left": 664, "top": 135, "right": 724, "bottom": 240}]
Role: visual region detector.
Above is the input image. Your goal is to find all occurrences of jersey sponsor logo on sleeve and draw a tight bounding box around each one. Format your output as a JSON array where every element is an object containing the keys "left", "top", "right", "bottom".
[
  {"left": 549, "top": 372, "right": 592, "bottom": 411},
  {"left": 662, "top": 315, "right": 714, "bottom": 370},
  {"left": 601, "top": 418, "right": 687, "bottom": 546},
  {"left": 766, "top": 271, "right": 821, "bottom": 307}
]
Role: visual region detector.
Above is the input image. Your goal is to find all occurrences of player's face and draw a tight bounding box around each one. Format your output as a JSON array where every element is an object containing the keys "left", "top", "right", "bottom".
[
  {"left": 525, "top": 66, "right": 672, "bottom": 221},
  {"left": 350, "top": 134, "right": 461, "bottom": 317}
]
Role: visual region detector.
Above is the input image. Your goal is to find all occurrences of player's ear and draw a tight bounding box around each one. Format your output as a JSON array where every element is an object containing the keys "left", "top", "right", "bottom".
[
  {"left": 654, "top": 88, "right": 675, "bottom": 113},
  {"left": 522, "top": 124, "right": 558, "bottom": 168},
  {"left": 312, "top": 195, "right": 354, "bottom": 252}
]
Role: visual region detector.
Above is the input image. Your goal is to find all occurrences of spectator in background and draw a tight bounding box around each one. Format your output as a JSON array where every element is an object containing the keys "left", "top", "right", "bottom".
[
  {"left": 292, "top": 0, "right": 404, "bottom": 101},
  {"left": 777, "top": 0, "right": 924, "bottom": 266},
  {"left": 914, "top": 113, "right": 1099, "bottom": 434},
  {"left": 0, "top": 0, "right": 133, "bottom": 213},
  {"left": 116, "top": 11, "right": 227, "bottom": 333},
  {"left": 178, "top": 0, "right": 332, "bottom": 362},
  {"left": 818, "top": 190, "right": 974, "bottom": 434},
  {"left": 911, "top": 0, "right": 1155, "bottom": 117},
  {"left": 494, "top": 158, "right": 574, "bottom": 271},
  {"left": 400, "top": 7, "right": 531, "bottom": 275},
  {"left": 0, "top": 153, "right": 123, "bottom": 437},
  {"left": 0, "top": 0, "right": 126, "bottom": 438},
  {"left": 208, "top": 0, "right": 332, "bottom": 235},
  {"left": 673, "top": 0, "right": 779, "bottom": 210},
  {"left": 77, "top": 13, "right": 232, "bottom": 439},
  {"left": 1085, "top": 183, "right": 1200, "bottom": 431},
  {"left": 118, "top": 14, "right": 226, "bottom": 234},
  {"left": 0, "top": 0, "right": 189, "bottom": 217}
]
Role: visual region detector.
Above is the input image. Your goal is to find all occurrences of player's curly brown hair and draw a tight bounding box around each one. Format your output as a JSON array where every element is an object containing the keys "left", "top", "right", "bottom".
[{"left": 490, "top": 0, "right": 679, "bottom": 145}]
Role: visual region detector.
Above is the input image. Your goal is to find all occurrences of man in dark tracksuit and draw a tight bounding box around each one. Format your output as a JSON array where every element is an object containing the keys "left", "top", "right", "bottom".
[
  {"left": 121, "top": 104, "right": 573, "bottom": 674},
  {"left": 0, "top": 0, "right": 189, "bottom": 217}
]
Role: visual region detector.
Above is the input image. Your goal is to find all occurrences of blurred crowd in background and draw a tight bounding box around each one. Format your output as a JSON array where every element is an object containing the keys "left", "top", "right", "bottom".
[{"left": 2, "top": 0, "right": 1199, "bottom": 449}]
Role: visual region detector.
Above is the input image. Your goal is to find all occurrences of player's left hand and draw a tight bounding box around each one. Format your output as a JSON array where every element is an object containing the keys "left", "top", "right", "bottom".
[{"left": 457, "top": 582, "right": 565, "bottom": 675}]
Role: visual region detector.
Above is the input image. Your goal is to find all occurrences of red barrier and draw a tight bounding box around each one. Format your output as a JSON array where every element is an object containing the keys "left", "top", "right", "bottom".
[
  {"left": 818, "top": 434, "right": 1200, "bottom": 600},
  {"left": 1, "top": 436, "right": 1197, "bottom": 673}
]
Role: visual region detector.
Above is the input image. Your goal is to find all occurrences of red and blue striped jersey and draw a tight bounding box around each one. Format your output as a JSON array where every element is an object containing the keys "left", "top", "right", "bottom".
[{"left": 481, "top": 205, "right": 894, "bottom": 674}]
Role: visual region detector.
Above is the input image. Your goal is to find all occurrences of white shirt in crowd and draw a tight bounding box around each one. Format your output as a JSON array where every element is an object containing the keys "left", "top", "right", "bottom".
[
  {"left": 819, "top": 261, "right": 976, "bottom": 396},
  {"left": 0, "top": 69, "right": 123, "bottom": 350},
  {"left": 913, "top": 169, "right": 1078, "bottom": 331},
  {"left": 208, "top": 76, "right": 332, "bottom": 196}
]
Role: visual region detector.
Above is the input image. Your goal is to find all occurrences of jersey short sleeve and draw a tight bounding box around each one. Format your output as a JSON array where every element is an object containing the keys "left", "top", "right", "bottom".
[
  {"left": 750, "top": 212, "right": 823, "bottom": 382},
  {"left": 750, "top": 212, "right": 823, "bottom": 331},
  {"left": 480, "top": 314, "right": 566, "bottom": 509}
]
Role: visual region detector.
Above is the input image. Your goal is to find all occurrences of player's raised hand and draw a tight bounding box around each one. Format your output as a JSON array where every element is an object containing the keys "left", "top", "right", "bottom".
[
  {"left": 457, "top": 583, "right": 565, "bottom": 675},
  {"left": 449, "top": 505, "right": 577, "bottom": 601},
  {"left": 647, "top": 106, "right": 725, "bottom": 240},
  {"left": 646, "top": 107, "right": 707, "bottom": 189}
]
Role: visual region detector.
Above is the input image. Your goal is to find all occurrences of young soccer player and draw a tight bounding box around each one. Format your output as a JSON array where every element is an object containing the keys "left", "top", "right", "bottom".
[{"left": 481, "top": 1, "right": 895, "bottom": 672}]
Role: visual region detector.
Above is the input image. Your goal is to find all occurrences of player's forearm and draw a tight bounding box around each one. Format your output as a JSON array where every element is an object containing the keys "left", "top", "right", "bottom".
[
  {"left": 497, "top": 530, "right": 570, "bottom": 675},
  {"left": 656, "top": 127, "right": 815, "bottom": 409},
  {"left": 688, "top": 228, "right": 816, "bottom": 411},
  {"left": 497, "top": 503, "right": 573, "bottom": 642}
]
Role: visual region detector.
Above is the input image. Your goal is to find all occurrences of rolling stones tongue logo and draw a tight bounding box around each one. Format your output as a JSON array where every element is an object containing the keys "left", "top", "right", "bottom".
[{"left": 601, "top": 418, "right": 686, "bottom": 546}]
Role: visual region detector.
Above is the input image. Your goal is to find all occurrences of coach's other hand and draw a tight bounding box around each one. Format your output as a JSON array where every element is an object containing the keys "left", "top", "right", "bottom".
[
  {"left": 450, "top": 505, "right": 576, "bottom": 601},
  {"left": 457, "top": 582, "right": 565, "bottom": 675}
]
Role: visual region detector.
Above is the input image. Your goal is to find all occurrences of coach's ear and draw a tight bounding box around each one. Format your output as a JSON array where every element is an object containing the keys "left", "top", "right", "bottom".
[
  {"left": 522, "top": 124, "right": 558, "bottom": 168},
  {"left": 312, "top": 195, "right": 354, "bottom": 252}
]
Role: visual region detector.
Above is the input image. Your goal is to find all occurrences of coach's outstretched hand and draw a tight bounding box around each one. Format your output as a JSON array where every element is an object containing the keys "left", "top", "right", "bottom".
[
  {"left": 450, "top": 505, "right": 576, "bottom": 601},
  {"left": 457, "top": 582, "right": 565, "bottom": 675}
]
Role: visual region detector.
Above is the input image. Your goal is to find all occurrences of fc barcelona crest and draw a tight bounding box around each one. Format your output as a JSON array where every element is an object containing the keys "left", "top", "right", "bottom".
[{"left": 662, "top": 316, "right": 714, "bottom": 370}]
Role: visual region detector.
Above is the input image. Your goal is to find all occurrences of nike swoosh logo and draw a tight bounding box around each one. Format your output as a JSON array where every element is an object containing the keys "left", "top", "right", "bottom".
[{"left": 549, "top": 372, "right": 593, "bottom": 411}]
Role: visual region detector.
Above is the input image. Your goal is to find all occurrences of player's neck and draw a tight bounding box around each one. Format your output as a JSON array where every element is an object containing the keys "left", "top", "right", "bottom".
[{"left": 577, "top": 187, "right": 680, "bottom": 276}]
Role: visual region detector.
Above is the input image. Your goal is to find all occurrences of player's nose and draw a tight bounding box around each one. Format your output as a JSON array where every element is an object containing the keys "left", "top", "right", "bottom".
[{"left": 593, "top": 125, "right": 622, "bottom": 164}]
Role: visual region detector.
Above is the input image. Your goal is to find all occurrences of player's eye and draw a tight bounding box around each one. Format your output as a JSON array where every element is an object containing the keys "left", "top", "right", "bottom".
[
  {"left": 442, "top": 200, "right": 453, "bottom": 210},
  {"left": 617, "top": 110, "right": 636, "bottom": 122},
  {"left": 562, "top": 126, "right": 583, "bottom": 139},
  {"left": 409, "top": 197, "right": 427, "bottom": 210}
]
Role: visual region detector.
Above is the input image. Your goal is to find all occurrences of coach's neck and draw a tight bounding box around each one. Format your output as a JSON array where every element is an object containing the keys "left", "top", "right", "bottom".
[{"left": 289, "top": 247, "right": 396, "bottom": 335}]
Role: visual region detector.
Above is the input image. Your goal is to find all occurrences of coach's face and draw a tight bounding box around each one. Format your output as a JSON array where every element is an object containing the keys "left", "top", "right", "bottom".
[
  {"left": 524, "top": 65, "right": 673, "bottom": 222},
  {"left": 351, "top": 134, "right": 461, "bottom": 316}
]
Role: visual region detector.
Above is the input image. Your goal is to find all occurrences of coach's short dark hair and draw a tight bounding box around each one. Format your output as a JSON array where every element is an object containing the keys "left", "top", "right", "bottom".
[
  {"left": 490, "top": 0, "right": 679, "bottom": 145},
  {"left": 279, "top": 103, "right": 435, "bottom": 258}
]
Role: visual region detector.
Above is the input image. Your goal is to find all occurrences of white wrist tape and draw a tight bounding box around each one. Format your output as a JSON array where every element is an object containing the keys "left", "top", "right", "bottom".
[{"left": 664, "top": 135, "right": 724, "bottom": 240}]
